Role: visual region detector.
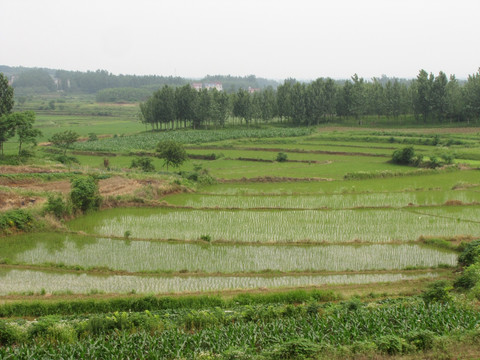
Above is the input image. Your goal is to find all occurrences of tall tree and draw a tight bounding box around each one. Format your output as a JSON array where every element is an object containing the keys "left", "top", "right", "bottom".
[
  {"left": 445, "top": 75, "right": 465, "bottom": 122},
  {"left": 0, "top": 73, "right": 15, "bottom": 155},
  {"left": 412, "top": 69, "right": 433, "bottom": 122},
  {"left": 49, "top": 130, "right": 80, "bottom": 155},
  {"left": 175, "top": 84, "right": 197, "bottom": 128},
  {"left": 232, "top": 89, "right": 252, "bottom": 125},
  {"left": 10, "top": 111, "right": 42, "bottom": 155},
  {"left": 350, "top": 74, "right": 366, "bottom": 122},
  {"left": 290, "top": 82, "right": 306, "bottom": 125},
  {"left": 431, "top": 71, "right": 448, "bottom": 121},
  {"left": 464, "top": 68, "right": 480, "bottom": 122}
]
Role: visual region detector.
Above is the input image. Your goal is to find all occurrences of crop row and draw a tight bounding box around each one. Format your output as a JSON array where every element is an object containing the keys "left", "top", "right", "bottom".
[
  {"left": 0, "top": 234, "right": 457, "bottom": 273},
  {"left": 69, "top": 207, "right": 480, "bottom": 243},
  {"left": 71, "top": 128, "right": 313, "bottom": 152},
  {"left": 0, "top": 268, "right": 439, "bottom": 295},
  {"left": 0, "top": 234, "right": 459, "bottom": 273},
  {"left": 169, "top": 190, "right": 480, "bottom": 209},
  {"left": 1, "top": 299, "right": 479, "bottom": 358}
]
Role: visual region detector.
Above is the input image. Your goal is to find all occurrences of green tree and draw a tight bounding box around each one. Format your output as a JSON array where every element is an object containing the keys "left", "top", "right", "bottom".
[
  {"left": 0, "top": 73, "right": 14, "bottom": 116},
  {"left": 412, "top": 69, "right": 434, "bottom": 122},
  {"left": 9, "top": 111, "right": 42, "bottom": 155},
  {"left": 70, "top": 176, "right": 102, "bottom": 213},
  {"left": 431, "top": 71, "right": 448, "bottom": 121},
  {"left": 464, "top": 68, "right": 480, "bottom": 122},
  {"left": 232, "top": 89, "right": 252, "bottom": 125},
  {"left": 0, "top": 73, "right": 15, "bottom": 155},
  {"left": 49, "top": 130, "right": 80, "bottom": 155},
  {"left": 156, "top": 140, "right": 188, "bottom": 170},
  {"left": 175, "top": 84, "right": 198, "bottom": 128},
  {"left": 211, "top": 89, "right": 230, "bottom": 128}
]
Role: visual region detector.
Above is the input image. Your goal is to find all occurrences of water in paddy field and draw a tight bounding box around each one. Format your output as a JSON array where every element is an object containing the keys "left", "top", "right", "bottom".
[{"left": 0, "top": 233, "right": 457, "bottom": 273}]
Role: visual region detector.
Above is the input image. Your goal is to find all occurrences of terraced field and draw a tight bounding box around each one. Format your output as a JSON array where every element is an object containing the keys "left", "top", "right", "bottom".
[{"left": 1, "top": 127, "right": 479, "bottom": 297}]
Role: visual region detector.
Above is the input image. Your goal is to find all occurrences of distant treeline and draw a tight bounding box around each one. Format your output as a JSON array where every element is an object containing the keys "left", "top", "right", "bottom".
[
  {"left": 140, "top": 69, "right": 480, "bottom": 129},
  {"left": 1, "top": 65, "right": 278, "bottom": 96}
]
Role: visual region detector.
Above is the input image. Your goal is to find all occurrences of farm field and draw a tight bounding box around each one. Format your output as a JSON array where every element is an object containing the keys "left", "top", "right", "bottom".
[
  {"left": 1, "top": 104, "right": 480, "bottom": 358},
  {"left": 0, "top": 233, "right": 457, "bottom": 273}
]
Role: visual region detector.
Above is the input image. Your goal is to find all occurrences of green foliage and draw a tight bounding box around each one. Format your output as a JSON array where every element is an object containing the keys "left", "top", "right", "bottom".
[
  {"left": 457, "top": 239, "right": 480, "bottom": 267},
  {"left": 421, "top": 280, "right": 453, "bottom": 303},
  {"left": 12, "top": 69, "right": 56, "bottom": 93},
  {"left": 0, "top": 209, "right": 35, "bottom": 234},
  {"left": 276, "top": 152, "right": 288, "bottom": 162},
  {"left": 0, "top": 321, "right": 26, "bottom": 346},
  {"left": 87, "top": 132, "right": 98, "bottom": 141},
  {"left": 405, "top": 330, "right": 436, "bottom": 350},
  {"left": 266, "top": 338, "right": 321, "bottom": 359},
  {"left": 96, "top": 87, "right": 151, "bottom": 102},
  {"left": 44, "top": 195, "right": 71, "bottom": 219},
  {"left": 392, "top": 146, "right": 415, "bottom": 165},
  {"left": 454, "top": 262, "right": 480, "bottom": 290},
  {"left": 375, "top": 335, "right": 409, "bottom": 355},
  {"left": 0, "top": 73, "right": 14, "bottom": 117},
  {"left": 54, "top": 154, "right": 80, "bottom": 165},
  {"left": 156, "top": 140, "right": 188, "bottom": 170},
  {"left": 70, "top": 176, "right": 102, "bottom": 213},
  {"left": 49, "top": 130, "right": 80, "bottom": 155},
  {"left": 72, "top": 128, "right": 313, "bottom": 152},
  {"left": 130, "top": 157, "right": 155, "bottom": 172},
  {"left": 200, "top": 234, "right": 212, "bottom": 242}
]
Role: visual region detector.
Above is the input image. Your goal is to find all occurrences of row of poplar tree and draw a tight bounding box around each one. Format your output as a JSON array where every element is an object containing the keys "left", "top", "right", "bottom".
[{"left": 139, "top": 69, "right": 480, "bottom": 130}]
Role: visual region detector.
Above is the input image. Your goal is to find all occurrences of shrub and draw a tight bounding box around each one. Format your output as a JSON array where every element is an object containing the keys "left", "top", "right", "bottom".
[
  {"left": 87, "top": 133, "right": 98, "bottom": 142},
  {"left": 276, "top": 152, "right": 288, "bottom": 162},
  {"left": 405, "top": 330, "right": 436, "bottom": 350},
  {"left": 44, "top": 195, "right": 70, "bottom": 219},
  {"left": 458, "top": 240, "right": 480, "bottom": 267},
  {"left": 392, "top": 146, "right": 415, "bottom": 165},
  {"left": 0, "top": 321, "right": 26, "bottom": 346},
  {"left": 421, "top": 280, "right": 453, "bottom": 303},
  {"left": 0, "top": 209, "right": 35, "bottom": 233},
  {"left": 454, "top": 262, "right": 480, "bottom": 290},
  {"left": 70, "top": 176, "right": 102, "bottom": 213},
  {"left": 375, "top": 335, "right": 409, "bottom": 355},
  {"left": 130, "top": 157, "right": 155, "bottom": 172},
  {"left": 266, "top": 338, "right": 321, "bottom": 359}
]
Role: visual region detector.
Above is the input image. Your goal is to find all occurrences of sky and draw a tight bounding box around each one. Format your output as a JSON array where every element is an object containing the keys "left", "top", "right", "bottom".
[{"left": 1, "top": 0, "right": 479, "bottom": 80}]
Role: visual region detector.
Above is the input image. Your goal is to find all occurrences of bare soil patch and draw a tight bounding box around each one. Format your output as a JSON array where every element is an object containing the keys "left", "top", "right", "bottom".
[
  {"left": 0, "top": 175, "right": 173, "bottom": 212},
  {"left": 0, "top": 191, "right": 46, "bottom": 212},
  {"left": 0, "top": 166, "right": 66, "bottom": 174}
]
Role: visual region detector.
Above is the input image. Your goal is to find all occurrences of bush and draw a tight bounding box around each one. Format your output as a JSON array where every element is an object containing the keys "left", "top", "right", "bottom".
[
  {"left": 392, "top": 146, "right": 415, "bottom": 165},
  {"left": 44, "top": 195, "right": 70, "bottom": 219},
  {"left": 266, "top": 338, "right": 321, "bottom": 359},
  {"left": 276, "top": 152, "right": 288, "bottom": 162},
  {"left": 0, "top": 209, "right": 35, "bottom": 233},
  {"left": 454, "top": 262, "right": 480, "bottom": 290},
  {"left": 405, "top": 330, "right": 436, "bottom": 350},
  {"left": 130, "top": 157, "right": 155, "bottom": 172},
  {"left": 421, "top": 280, "right": 453, "bottom": 303},
  {"left": 70, "top": 176, "right": 102, "bottom": 213},
  {"left": 458, "top": 240, "right": 480, "bottom": 267},
  {"left": 375, "top": 335, "right": 409, "bottom": 355},
  {"left": 0, "top": 321, "right": 26, "bottom": 346}
]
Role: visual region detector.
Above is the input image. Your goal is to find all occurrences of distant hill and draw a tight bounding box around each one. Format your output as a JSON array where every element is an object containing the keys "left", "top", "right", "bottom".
[{"left": 0, "top": 65, "right": 280, "bottom": 95}]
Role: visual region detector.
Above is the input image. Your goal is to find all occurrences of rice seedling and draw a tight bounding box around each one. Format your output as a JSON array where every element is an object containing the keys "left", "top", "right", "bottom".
[
  {"left": 0, "top": 234, "right": 457, "bottom": 273},
  {"left": 69, "top": 207, "right": 480, "bottom": 243},
  {"left": 171, "top": 190, "right": 480, "bottom": 209},
  {"left": 0, "top": 268, "right": 440, "bottom": 295}
]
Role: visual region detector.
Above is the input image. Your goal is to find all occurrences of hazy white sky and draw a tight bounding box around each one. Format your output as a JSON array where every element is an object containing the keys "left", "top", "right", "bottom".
[{"left": 1, "top": 0, "right": 479, "bottom": 80}]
